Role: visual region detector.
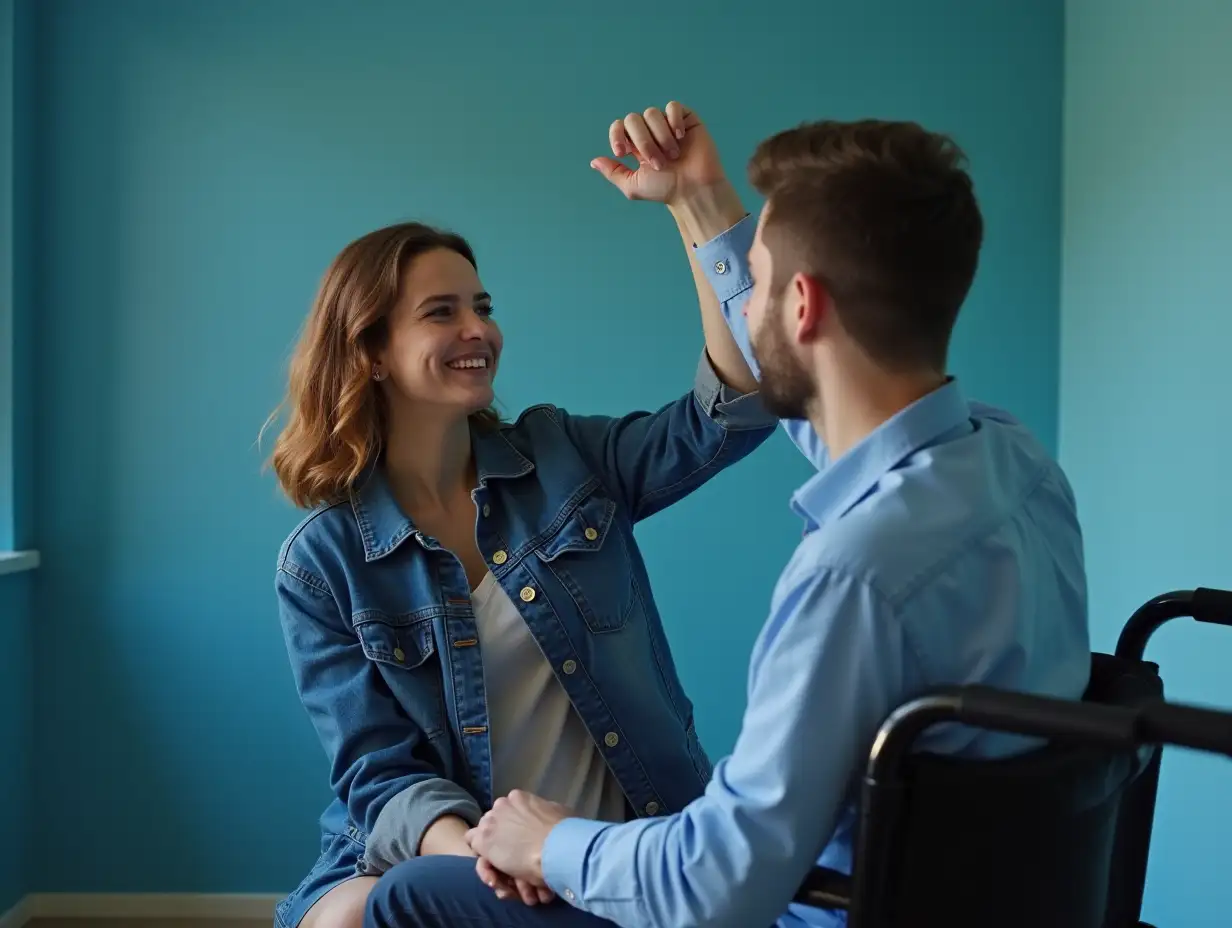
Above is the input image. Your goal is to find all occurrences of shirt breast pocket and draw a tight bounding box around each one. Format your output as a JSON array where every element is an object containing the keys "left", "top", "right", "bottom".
[
  {"left": 534, "top": 493, "right": 636, "bottom": 634},
  {"left": 354, "top": 614, "right": 447, "bottom": 738}
]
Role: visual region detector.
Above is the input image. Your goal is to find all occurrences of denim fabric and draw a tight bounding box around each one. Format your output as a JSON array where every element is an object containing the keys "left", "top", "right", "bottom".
[
  {"left": 364, "top": 855, "right": 616, "bottom": 928},
  {"left": 273, "top": 352, "right": 775, "bottom": 926}
]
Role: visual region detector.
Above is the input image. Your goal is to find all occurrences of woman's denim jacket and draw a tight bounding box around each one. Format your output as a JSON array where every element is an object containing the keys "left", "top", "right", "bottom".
[{"left": 275, "top": 352, "right": 776, "bottom": 876}]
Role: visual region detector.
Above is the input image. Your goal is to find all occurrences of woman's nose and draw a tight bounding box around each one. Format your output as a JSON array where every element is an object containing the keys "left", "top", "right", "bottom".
[{"left": 459, "top": 306, "right": 489, "bottom": 337}]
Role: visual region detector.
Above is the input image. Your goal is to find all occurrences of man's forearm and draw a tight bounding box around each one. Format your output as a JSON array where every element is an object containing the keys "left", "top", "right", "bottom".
[
  {"left": 670, "top": 180, "right": 748, "bottom": 244},
  {"left": 669, "top": 181, "right": 759, "bottom": 395}
]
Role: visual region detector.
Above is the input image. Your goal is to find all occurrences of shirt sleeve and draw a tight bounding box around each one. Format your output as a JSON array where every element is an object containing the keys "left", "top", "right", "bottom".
[
  {"left": 693, "top": 214, "right": 831, "bottom": 472},
  {"left": 541, "top": 558, "right": 917, "bottom": 928}
]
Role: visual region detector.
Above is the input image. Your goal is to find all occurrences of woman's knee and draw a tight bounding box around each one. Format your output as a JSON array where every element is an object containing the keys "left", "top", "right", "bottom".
[
  {"left": 299, "top": 876, "right": 378, "bottom": 928},
  {"left": 365, "top": 859, "right": 426, "bottom": 926},
  {"left": 365, "top": 856, "right": 484, "bottom": 928}
]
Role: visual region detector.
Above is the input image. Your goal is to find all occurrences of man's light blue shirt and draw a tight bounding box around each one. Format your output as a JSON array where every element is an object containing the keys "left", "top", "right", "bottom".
[{"left": 541, "top": 215, "right": 1091, "bottom": 928}]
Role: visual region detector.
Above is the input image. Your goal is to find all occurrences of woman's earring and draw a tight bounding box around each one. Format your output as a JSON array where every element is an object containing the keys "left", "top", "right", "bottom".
[{"left": 372, "top": 366, "right": 385, "bottom": 382}]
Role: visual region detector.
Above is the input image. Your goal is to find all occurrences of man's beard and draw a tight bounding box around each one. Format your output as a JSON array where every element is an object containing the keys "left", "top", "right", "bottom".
[{"left": 749, "top": 298, "right": 816, "bottom": 421}]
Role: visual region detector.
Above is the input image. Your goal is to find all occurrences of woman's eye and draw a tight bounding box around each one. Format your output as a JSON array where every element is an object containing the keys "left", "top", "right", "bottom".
[{"left": 425, "top": 303, "right": 493, "bottom": 319}]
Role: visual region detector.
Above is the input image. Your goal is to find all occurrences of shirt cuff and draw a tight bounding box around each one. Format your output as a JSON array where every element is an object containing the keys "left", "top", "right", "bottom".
[
  {"left": 541, "top": 817, "right": 610, "bottom": 906},
  {"left": 694, "top": 213, "right": 757, "bottom": 303},
  {"left": 693, "top": 351, "right": 776, "bottom": 431}
]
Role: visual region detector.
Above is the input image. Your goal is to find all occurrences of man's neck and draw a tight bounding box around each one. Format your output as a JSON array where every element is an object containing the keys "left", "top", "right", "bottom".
[{"left": 813, "top": 363, "right": 947, "bottom": 462}]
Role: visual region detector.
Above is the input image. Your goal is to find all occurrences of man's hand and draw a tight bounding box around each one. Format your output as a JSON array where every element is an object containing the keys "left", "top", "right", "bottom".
[
  {"left": 466, "top": 789, "right": 571, "bottom": 884},
  {"left": 422, "top": 813, "right": 550, "bottom": 905},
  {"left": 476, "top": 857, "right": 556, "bottom": 906},
  {"left": 591, "top": 102, "right": 729, "bottom": 206}
]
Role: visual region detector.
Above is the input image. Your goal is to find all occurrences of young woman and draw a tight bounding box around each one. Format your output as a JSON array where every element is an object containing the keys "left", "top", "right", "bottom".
[{"left": 268, "top": 105, "right": 771, "bottom": 928}]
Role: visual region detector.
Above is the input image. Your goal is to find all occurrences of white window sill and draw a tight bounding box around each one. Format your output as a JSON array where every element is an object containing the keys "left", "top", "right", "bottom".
[{"left": 0, "top": 550, "right": 39, "bottom": 576}]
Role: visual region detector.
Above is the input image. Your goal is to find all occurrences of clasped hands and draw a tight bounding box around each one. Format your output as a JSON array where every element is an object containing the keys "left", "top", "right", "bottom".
[{"left": 463, "top": 789, "right": 572, "bottom": 906}]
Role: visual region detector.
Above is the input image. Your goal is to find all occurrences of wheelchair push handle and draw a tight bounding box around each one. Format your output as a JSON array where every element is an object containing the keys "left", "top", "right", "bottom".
[
  {"left": 1192, "top": 587, "right": 1232, "bottom": 626},
  {"left": 1115, "top": 587, "right": 1232, "bottom": 661}
]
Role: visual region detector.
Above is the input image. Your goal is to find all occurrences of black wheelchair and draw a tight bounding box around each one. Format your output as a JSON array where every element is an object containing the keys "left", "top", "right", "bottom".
[{"left": 792, "top": 587, "right": 1232, "bottom": 927}]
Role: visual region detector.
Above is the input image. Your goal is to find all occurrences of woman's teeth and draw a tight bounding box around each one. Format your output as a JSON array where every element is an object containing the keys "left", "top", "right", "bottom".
[{"left": 448, "top": 358, "right": 488, "bottom": 370}]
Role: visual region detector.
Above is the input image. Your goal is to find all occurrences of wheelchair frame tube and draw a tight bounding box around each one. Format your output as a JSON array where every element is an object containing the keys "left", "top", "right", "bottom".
[
  {"left": 850, "top": 687, "right": 1148, "bottom": 926},
  {"left": 1115, "top": 587, "right": 1232, "bottom": 661}
]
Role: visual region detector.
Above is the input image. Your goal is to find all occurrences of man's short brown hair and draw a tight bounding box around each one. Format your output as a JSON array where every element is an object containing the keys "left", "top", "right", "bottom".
[{"left": 749, "top": 119, "right": 983, "bottom": 373}]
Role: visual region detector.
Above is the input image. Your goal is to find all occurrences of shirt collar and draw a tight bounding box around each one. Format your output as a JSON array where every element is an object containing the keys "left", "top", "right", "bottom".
[
  {"left": 350, "top": 419, "right": 533, "bottom": 561},
  {"left": 790, "top": 378, "right": 972, "bottom": 531}
]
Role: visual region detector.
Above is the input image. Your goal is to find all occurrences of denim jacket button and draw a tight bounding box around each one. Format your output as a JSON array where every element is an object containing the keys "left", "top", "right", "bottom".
[
  {"left": 644, "top": 801, "right": 660, "bottom": 815},
  {"left": 604, "top": 732, "right": 619, "bottom": 748},
  {"left": 519, "top": 586, "right": 536, "bottom": 603},
  {"left": 393, "top": 647, "right": 406, "bottom": 662},
  {"left": 584, "top": 527, "right": 598, "bottom": 541},
  {"left": 492, "top": 550, "right": 508, "bottom": 565},
  {"left": 562, "top": 659, "right": 577, "bottom": 675},
  {"left": 482, "top": 504, "right": 491, "bottom": 517}
]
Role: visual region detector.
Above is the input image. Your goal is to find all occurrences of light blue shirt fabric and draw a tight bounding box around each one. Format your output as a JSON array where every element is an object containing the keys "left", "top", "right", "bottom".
[{"left": 540, "top": 214, "right": 1091, "bottom": 928}]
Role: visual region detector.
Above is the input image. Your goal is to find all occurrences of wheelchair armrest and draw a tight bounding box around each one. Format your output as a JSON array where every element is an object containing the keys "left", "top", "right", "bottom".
[{"left": 792, "top": 865, "right": 851, "bottom": 910}]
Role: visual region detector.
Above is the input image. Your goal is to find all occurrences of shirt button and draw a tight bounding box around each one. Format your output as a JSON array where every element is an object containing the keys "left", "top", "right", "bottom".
[
  {"left": 520, "top": 586, "right": 537, "bottom": 602},
  {"left": 393, "top": 648, "right": 406, "bottom": 663},
  {"left": 583, "top": 527, "right": 598, "bottom": 541},
  {"left": 604, "top": 732, "right": 619, "bottom": 748},
  {"left": 563, "top": 888, "right": 576, "bottom": 902},
  {"left": 645, "top": 801, "right": 660, "bottom": 815},
  {"left": 482, "top": 504, "right": 491, "bottom": 517},
  {"left": 714, "top": 260, "right": 727, "bottom": 274},
  {"left": 562, "top": 659, "right": 577, "bottom": 674},
  {"left": 492, "top": 550, "right": 508, "bottom": 565}
]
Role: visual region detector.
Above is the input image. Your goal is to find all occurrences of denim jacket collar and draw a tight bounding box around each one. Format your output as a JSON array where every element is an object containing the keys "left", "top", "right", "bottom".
[{"left": 350, "top": 421, "right": 534, "bottom": 562}]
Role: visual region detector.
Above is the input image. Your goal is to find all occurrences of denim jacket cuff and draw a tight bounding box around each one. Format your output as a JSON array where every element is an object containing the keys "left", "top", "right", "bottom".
[
  {"left": 693, "top": 350, "right": 777, "bottom": 431},
  {"left": 357, "top": 777, "right": 482, "bottom": 875}
]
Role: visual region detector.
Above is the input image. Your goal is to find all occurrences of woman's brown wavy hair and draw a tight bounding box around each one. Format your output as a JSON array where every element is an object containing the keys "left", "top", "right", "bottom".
[{"left": 264, "top": 222, "right": 500, "bottom": 510}]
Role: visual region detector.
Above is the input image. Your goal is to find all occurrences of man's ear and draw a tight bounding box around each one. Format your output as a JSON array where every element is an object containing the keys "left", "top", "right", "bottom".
[{"left": 793, "top": 272, "right": 830, "bottom": 344}]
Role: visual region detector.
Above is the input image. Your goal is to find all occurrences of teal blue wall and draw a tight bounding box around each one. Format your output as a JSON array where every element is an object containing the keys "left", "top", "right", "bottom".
[
  {"left": 1062, "top": 2, "right": 1232, "bottom": 924},
  {"left": 1, "top": 0, "right": 35, "bottom": 915},
  {"left": 27, "top": 0, "right": 1061, "bottom": 895},
  {"left": 0, "top": 572, "right": 32, "bottom": 915},
  {"left": 0, "top": 0, "right": 11, "bottom": 553},
  {"left": 1059, "top": 0, "right": 1232, "bottom": 921}
]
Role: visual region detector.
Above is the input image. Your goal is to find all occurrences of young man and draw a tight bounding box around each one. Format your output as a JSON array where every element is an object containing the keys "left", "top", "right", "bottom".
[{"left": 364, "top": 104, "right": 1091, "bottom": 928}]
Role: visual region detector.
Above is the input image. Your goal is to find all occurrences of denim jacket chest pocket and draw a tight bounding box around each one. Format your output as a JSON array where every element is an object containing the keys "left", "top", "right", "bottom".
[
  {"left": 533, "top": 493, "right": 636, "bottom": 634},
  {"left": 353, "top": 613, "right": 448, "bottom": 739}
]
